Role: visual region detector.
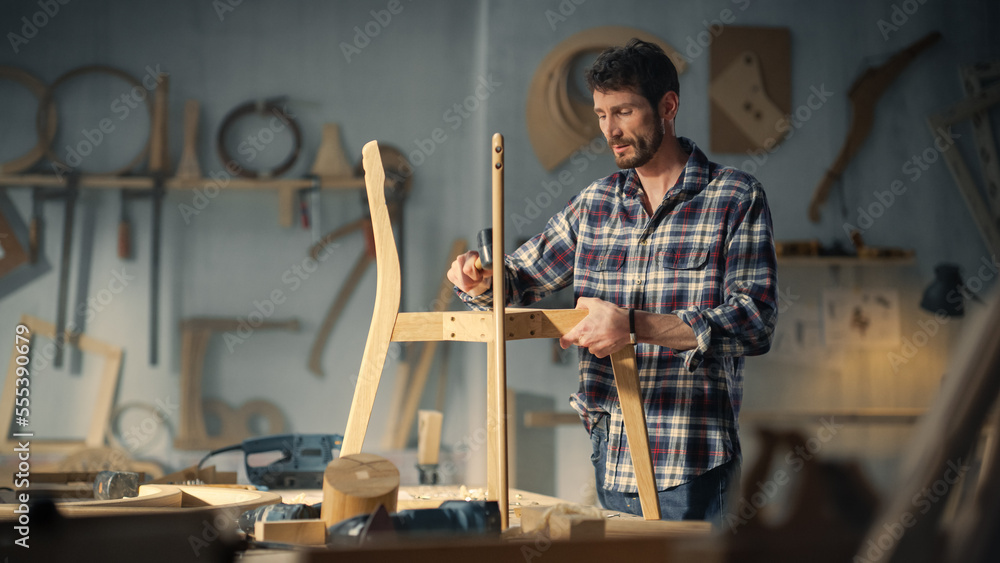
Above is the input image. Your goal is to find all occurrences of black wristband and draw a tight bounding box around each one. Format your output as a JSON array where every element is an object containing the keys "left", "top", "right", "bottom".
[{"left": 629, "top": 308, "right": 637, "bottom": 345}]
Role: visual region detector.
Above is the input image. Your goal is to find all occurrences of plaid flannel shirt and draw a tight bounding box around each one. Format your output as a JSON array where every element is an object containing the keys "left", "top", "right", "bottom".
[{"left": 459, "top": 137, "right": 777, "bottom": 492}]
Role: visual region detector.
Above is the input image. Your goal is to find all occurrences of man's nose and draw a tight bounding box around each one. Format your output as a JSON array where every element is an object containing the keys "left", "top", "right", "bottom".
[{"left": 602, "top": 117, "right": 621, "bottom": 139}]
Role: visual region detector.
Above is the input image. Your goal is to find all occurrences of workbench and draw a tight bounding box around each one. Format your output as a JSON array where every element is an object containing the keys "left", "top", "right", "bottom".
[{"left": 242, "top": 485, "right": 715, "bottom": 562}]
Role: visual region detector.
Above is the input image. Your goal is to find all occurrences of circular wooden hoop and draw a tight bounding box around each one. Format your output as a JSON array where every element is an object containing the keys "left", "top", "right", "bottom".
[
  {"left": 202, "top": 398, "right": 287, "bottom": 441},
  {"left": 216, "top": 98, "right": 303, "bottom": 179},
  {"left": 0, "top": 66, "right": 57, "bottom": 174},
  {"left": 105, "top": 401, "right": 173, "bottom": 455},
  {"left": 525, "top": 26, "right": 688, "bottom": 171},
  {"left": 36, "top": 64, "right": 153, "bottom": 175}
]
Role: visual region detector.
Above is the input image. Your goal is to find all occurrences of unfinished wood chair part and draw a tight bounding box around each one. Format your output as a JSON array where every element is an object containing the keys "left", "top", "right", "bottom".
[
  {"left": 1, "top": 315, "right": 122, "bottom": 454},
  {"left": 0, "top": 484, "right": 281, "bottom": 519},
  {"left": 340, "top": 137, "right": 661, "bottom": 526}
]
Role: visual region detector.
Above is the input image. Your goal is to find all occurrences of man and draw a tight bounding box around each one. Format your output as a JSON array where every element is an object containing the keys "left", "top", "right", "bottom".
[{"left": 447, "top": 39, "right": 777, "bottom": 523}]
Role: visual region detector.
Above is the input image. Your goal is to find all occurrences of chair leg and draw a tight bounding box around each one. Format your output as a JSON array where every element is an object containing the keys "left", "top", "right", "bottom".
[{"left": 610, "top": 346, "right": 661, "bottom": 520}]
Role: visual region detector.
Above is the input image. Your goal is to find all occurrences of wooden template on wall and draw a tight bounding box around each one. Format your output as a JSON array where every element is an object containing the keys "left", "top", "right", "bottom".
[{"left": 709, "top": 26, "right": 792, "bottom": 154}]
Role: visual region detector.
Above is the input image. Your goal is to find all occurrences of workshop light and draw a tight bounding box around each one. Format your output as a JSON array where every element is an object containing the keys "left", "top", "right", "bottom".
[{"left": 920, "top": 263, "right": 967, "bottom": 317}]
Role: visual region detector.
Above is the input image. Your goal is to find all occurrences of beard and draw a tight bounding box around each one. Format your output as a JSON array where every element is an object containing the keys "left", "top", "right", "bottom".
[{"left": 609, "top": 121, "right": 665, "bottom": 169}]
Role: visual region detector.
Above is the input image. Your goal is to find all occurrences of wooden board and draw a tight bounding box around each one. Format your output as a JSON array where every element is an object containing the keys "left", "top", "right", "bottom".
[
  {"left": 1, "top": 315, "right": 122, "bottom": 454},
  {"left": 175, "top": 99, "right": 202, "bottom": 180},
  {"left": 255, "top": 519, "right": 326, "bottom": 545},
  {"left": 174, "top": 318, "right": 297, "bottom": 450},
  {"left": 0, "top": 484, "right": 281, "bottom": 519},
  {"left": 710, "top": 26, "right": 791, "bottom": 153},
  {"left": 709, "top": 51, "right": 788, "bottom": 150},
  {"left": 340, "top": 142, "right": 400, "bottom": 456},
  {"left": 0, "top": 203, "right": 29, "bottom": 278}
]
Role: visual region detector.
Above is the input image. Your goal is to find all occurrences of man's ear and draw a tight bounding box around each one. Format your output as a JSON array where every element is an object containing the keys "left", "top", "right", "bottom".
[{"left": 659, "top": 91, "right": 679, "bottom": 121}]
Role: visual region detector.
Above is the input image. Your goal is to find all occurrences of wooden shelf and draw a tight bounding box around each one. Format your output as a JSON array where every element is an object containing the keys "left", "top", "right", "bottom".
[
  {"left": 0, "top": 173, "right": 365, "bottom": 191},
  {"left": 777, "top": 255, "right": 915, "bottom": 266},
  {"left": 0, "top": 172, "right": 371, "bottom": 226},
  {"left": 741, "top": 407, "right": 926, "bottom": 424}
]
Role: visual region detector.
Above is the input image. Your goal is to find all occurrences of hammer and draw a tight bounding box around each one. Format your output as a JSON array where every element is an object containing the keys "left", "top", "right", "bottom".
[{"left": 473, "top": 228, "right": 493, "bottom": 271}]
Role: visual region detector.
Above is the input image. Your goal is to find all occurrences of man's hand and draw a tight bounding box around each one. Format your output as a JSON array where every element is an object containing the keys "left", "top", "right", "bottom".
[
  {"left": 447, "top": 250, "right": 493, "bottom": 297},
  {"left": 559, "top": 297, "right": 631, "bottom": 358}
]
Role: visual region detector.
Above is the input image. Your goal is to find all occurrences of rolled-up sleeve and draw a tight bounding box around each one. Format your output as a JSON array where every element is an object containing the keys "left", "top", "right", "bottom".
[{"left": 673, "top": 184, "right": 777, "bottom": 371}]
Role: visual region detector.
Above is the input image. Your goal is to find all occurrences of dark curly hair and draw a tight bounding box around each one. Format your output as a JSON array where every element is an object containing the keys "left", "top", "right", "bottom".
[{"left": 585, "top": 38, "right": 679, "bottom": 111}]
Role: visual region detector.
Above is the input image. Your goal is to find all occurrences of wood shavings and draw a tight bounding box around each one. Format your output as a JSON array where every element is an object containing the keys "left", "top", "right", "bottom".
[{"left": 519, "top": 503, "right": 604, "bottom": 535}]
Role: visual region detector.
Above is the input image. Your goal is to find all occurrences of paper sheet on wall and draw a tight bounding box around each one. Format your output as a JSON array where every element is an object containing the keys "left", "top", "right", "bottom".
[
  {"left": 822, "top": 288, "right": 901, "bottom": 349},
  {"left": 770, "top": 301, "right": 825, "bottom": 361}
]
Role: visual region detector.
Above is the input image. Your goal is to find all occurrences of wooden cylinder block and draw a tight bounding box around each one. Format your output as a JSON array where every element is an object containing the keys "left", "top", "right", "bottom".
[{"left": 320, "top": 453, "right": 399, "bottom": 526}]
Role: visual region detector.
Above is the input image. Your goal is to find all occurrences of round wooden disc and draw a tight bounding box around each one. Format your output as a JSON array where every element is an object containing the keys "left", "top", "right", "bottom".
[{"left": 320, "top": 453, "right": 399, "bottom": 526}]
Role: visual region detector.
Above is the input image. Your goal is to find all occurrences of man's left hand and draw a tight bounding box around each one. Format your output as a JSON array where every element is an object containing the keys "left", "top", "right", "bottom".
[{"left": 559, "top": 297, "right": 631, "bottom": 358}]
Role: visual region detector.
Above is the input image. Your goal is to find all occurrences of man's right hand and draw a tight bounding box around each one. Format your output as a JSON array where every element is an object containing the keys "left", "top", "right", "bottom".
[{"left": 447, "top": 250, "right": 493, "bottom": 297}]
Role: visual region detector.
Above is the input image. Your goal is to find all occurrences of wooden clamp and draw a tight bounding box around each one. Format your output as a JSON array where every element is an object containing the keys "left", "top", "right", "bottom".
[{"left": 340, "top": 138, "right": 661, "bottom": 527}]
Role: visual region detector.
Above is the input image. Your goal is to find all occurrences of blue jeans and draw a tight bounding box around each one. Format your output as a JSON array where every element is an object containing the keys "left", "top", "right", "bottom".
[{"left": 590, "top": 414, "right": 739, "bottom": 525}]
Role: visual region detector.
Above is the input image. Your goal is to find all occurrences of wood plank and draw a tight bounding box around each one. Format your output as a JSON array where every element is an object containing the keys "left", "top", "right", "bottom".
[
  {"left": 524, "top": 411, "right": 581, "bottom": 427},
  {"left": 486, "top": 342, "right": 499, "bottom": 503},
  {"left": 417, "top": 410, "right": 444, "bottom": 465},
  {"left": 928, "top": 116, "right": 1000, "bottom": 254},
  {"left": 491, "top": 133, "right": 510, "bottom": 530},
  {"left": 933, "top": 81, "right": 1000, "bottom": 126},
  {"left": 549, "top": 513, "right": 606, "bottom": 540},
  {"left": 176, "top": 99, "right": 202, "bottom": 179},
  {"left": 610, "top": 346, "right": 660, "bottom": 520},
  {"left": 390, "top": 239, "right": 469, "bottom": 449},
  {"left": 2, "top": 315, "right": 122, "bottom": 455},
  {"left": 255, "top": 519, "right": 327, "bottom": 546},
  {"left": 340, "top": 142, "right": 401, "bottom": 456},
  {"left": 960, "top": 65, "right": 1000, "bottom": 215},
  {"left": 390, "top": 312, "right": 447, "bottom": 341}
]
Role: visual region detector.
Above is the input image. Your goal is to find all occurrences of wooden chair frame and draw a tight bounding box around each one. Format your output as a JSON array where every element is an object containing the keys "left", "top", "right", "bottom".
[
  {"left": 340, "top": 137, "right": 660, "bottom": 526},
  {"left": 1, "top": 314, "right": 122, "bottom": 454}
]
